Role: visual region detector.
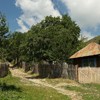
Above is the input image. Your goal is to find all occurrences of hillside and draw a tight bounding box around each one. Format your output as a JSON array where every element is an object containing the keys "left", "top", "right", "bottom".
[{"left": 87, "top": 35, "right": 100, "bottom": 44}]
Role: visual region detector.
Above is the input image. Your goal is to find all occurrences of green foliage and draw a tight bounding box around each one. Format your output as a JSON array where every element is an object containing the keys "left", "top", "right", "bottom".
[
  {"left": 0, "top": 12, "right": 9, "bottom": 61},
  {"left": 76, "top": 36, "right": 87, "bottom": 52},
  {"left": 26, "top": 15, "right": 81, "bottom": 63},
  {"left": 7, "top": 32, "right": 25, "bottom": 63},
  {"left": 0, "top": 13, "right": 84, "bottom": 65},
  {"left": 0, "top": 12, "right": 8, "bottom": 39}
]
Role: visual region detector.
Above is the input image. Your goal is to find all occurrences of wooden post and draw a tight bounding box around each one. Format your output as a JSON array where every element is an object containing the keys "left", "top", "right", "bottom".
[{"left": 75, "top": 65, "right": 78, "bottom": 81}]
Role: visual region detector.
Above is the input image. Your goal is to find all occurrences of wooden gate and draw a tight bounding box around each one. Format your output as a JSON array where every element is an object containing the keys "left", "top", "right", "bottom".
[{"left": 67, "top": 65, "right": 78, "bottom": 81}]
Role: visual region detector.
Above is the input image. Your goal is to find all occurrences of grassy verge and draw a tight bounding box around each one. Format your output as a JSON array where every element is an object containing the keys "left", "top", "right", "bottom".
[
  {"left": 63, "top": 83, "right": 100, "bottom": 100},
  {"left": 46, "top": 78, "right": 76, "bottom": 85},
  {"left": 0, "top": 75, "right": 71, "bottom": 100}
]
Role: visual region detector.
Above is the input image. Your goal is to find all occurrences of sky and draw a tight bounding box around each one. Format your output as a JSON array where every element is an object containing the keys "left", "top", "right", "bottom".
[{"left": 0, "top": 0, "right": 100, "bottom": 39}]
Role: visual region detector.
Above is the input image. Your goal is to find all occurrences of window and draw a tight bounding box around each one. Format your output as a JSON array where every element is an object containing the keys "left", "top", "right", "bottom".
[
  {"left": 82, "top": 57, "right": 96, "bottom": 67},
  {"left": 89, "top": 58, "right": 96, "bottom": 67},
  {"left": 82, "top": 58, "right": 88, "bottom": 67}
]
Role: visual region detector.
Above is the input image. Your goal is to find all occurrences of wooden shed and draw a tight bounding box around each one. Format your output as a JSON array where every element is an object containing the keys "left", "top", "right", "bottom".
[{"left": 70, "top": 42, "right": 100, "bottom": 83}]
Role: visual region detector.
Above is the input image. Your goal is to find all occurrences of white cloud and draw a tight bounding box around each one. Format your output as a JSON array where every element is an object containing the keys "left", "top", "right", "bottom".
[
  {"left": 81, "top": 31, "right": 94, "bottom": 40},
  {"left": 62, "top": 0, "right": 100, "bottom": 38},
  {"left": 16, "top": 18, "right": 28, "bottom": 32},
  {"left": 15, "top": 0, "right": 61, "bottom": 32},
  {"left": 62, "top": 0, "right": 100, "bottom": 28}
]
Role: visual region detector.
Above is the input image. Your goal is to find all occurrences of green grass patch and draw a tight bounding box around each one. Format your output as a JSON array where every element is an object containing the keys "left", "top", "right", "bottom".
[
  {"left": 63, "top": 83, "right": 100, "bottom": 100},
  {"left": 0, "top": 75, "right": 71, "bottom": 100},
  {"left": 46, "top": 78, "right": 75, "bottom": 85}
]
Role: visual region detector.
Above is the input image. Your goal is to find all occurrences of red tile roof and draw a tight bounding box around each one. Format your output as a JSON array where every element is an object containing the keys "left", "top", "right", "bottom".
[{"left": 70, "top": 42, "right": 100, "bottom": 59}]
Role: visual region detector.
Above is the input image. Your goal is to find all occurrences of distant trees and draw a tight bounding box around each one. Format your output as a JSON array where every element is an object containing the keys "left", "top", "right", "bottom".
[
  {"left": 0, "top": 12, "right": 84, "bottom": 65},
  {"left": 7, "top": 32, "right": 24, "bottom": 64}
]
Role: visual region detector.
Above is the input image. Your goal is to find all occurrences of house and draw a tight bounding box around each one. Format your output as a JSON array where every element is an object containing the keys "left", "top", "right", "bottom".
[
  {"left": 70, "top": 42, "right": 100, "bottom": 83},
  {"left": 70, "top": 42, "right": 100, "bottom": 67}
]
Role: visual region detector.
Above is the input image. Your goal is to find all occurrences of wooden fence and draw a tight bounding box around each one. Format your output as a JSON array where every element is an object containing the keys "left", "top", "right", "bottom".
[
  {"left": 21, "top": 62, "right": 78, "bottom": 79},
  {"left": 38, "top": 63, "right": 62, "bottom": 78},
  {"left": 67, "top": 65, "right": 78, "bottom": 80},
  {"left": 0, "top": 63, "right": 9, "bottom": 78},
  {"left": 78, "top": 67, "right": 100, "bottom": 83},
  {"left": 21, "top": 62, "right": 100, "bottom": 83}
]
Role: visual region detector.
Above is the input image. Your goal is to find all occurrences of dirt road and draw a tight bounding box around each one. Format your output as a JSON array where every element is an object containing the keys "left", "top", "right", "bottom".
[{"left": 10, "top": 68, "right": 82, "bottom": 100}]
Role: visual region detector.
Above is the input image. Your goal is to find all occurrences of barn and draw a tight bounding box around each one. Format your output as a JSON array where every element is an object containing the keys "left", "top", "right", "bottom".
[{"left": 70, "top": 42, "right": 100, "bottom": 83}]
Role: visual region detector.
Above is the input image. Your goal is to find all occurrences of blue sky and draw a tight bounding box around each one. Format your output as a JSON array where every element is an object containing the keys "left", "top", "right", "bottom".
[
  {"left": 0, "top": 0, "right": 21, "bottom": 32},
  {"left": 0, "top": 0, "right": 100, "bottom": 39}
]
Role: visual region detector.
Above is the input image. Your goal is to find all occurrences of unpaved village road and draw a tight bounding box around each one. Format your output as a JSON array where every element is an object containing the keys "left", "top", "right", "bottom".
[{"left": 10, "top": 68, "right": 82, "bottom": 100}]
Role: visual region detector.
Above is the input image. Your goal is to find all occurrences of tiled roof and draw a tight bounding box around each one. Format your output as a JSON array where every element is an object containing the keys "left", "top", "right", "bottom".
[{"left": 70, "top": 42, "right": 100, "bottom": 59}]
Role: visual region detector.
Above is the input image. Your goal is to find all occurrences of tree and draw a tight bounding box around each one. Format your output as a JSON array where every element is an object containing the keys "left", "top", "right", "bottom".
[
  {"left": 0, "top": 12, "right": 8, "bottom": 41},
  {"left": 26, "top": 15, "right": 81, "bottom": 63},
  {"left": 0, "top": 12, "right": 9, "bottom": 61},
  {"left": 7, "top": 32, "right": 24, "bottom": 64}
]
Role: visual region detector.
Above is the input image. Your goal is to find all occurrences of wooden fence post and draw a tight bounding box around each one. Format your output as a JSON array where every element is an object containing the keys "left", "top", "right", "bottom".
[{"left": 75, "top": 65, "right": 78, "bottom": 81}]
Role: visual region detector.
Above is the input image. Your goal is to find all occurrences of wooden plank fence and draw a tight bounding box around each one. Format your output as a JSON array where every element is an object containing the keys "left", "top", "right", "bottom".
[
  {"left": 0, "top": 63, "right": 9, "bottom": 78},
  {"left": 67, "top": 65, "right": 78, "bottom": 81},
  {"left": 78, "top": 67, "right": 100, "bottom": 83},
  {"left": 21, "top": 62, "right": 78, "bottom": 79}
]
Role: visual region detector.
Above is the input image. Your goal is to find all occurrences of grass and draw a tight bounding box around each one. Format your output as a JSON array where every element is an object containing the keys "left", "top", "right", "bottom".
[
  {"left": 0, "top": 75, "right": 71, "bottom": 100},
  {"left": 1, "top": 74, "right": 100, "bottom": 100},
  {"left": 46, "top": 78, "right": 76, "bottom": 85},
  {"left": 63, "top": 83, "right": 100, "bottom": 100}
]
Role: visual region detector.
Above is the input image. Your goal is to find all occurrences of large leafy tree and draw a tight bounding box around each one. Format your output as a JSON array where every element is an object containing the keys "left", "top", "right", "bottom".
[
  {"left": 0, "top": 14, "right": 81, "bottom": 65},
  {"left": 26, "top": 15, "right": 80, "bottom": 63},
  {"left": 0, "top": 12, "right": 9, "bottom": 61}
]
